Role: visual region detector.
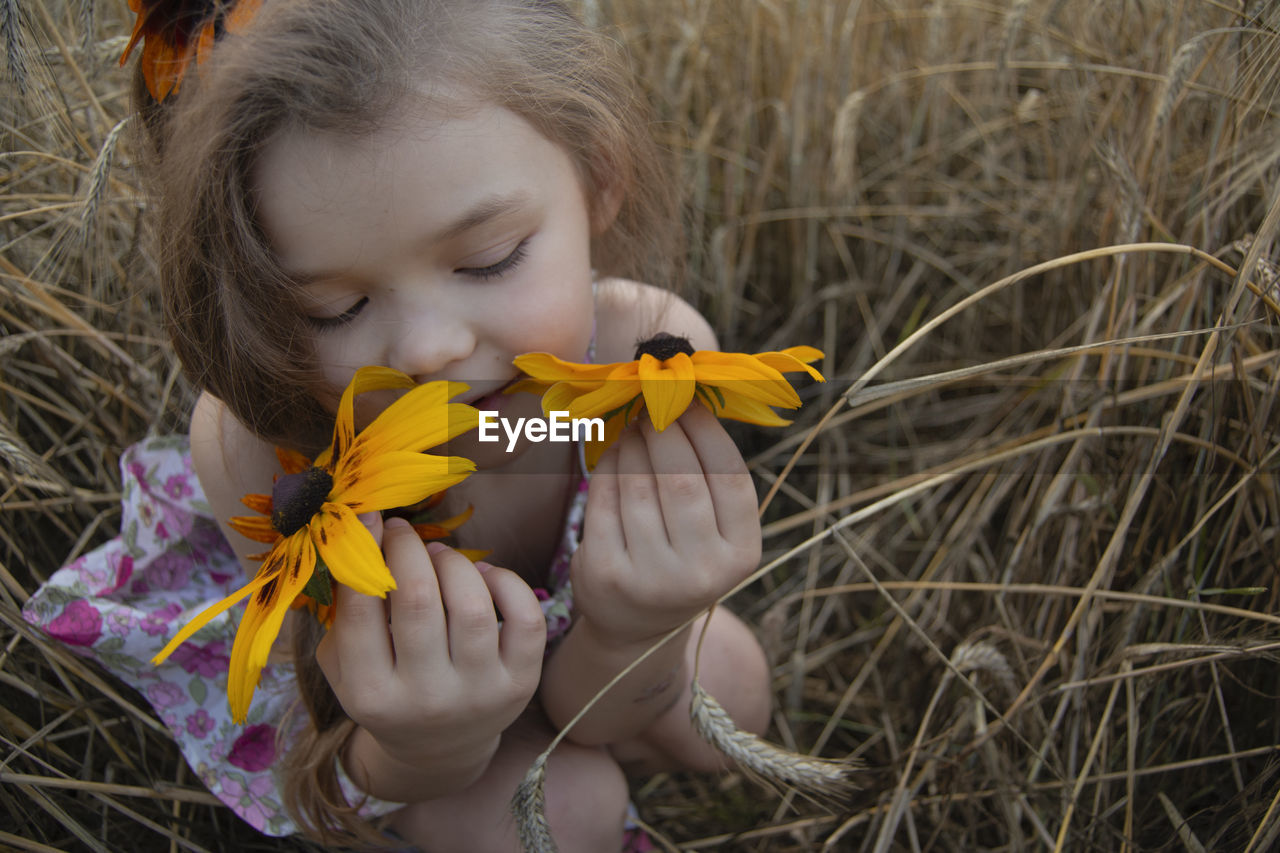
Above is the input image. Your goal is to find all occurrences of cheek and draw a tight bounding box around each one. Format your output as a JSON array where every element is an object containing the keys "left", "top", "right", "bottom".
[{"left": 508, "top": 271, "right": 595, "bottom": 358}]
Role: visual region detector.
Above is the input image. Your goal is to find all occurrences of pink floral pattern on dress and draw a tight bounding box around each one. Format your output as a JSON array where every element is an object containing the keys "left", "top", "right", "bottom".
[
  {"left": 228, "top": 724, "right": 277, "bottom": 772},
  {"left": 534, "top": 475, "right": 587, "bottom": 646},
  {"left": 45, "top": 599, "right": 103, "bottom": 646}
]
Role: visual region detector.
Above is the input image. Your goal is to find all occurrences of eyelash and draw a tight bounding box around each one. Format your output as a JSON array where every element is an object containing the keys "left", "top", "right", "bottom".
[
  {"left": 303, "top": 239, "right": 530, "bottom": 330},
  {"left": 460, "top": 238, "right": 529, "bottom": 281},
  {"left": 306, "top": 296, "right": 368, "bottom": 331}
]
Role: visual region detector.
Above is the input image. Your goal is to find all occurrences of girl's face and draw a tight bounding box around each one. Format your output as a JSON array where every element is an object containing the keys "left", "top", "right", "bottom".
[{"left": 255, "top": 101, "right": 598, "bottom": 466}]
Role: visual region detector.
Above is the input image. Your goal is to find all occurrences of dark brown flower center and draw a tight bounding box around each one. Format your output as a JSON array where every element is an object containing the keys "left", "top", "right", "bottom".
[
  {"left": 271, "top": 467, "right": 333, "bottom": 537},
  {"left": 634, "top": 332, "right": 694, "bottom": 362}
]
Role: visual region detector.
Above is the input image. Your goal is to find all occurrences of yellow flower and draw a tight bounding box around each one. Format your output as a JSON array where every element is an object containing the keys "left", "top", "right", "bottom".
[
  {"left": 152, "top": 367, "right": 479, "bottom": 722},
  {"left": 224, "top": 457, "right": 481, "bottom": 629},
  {"left": 512, "top": 333, "right": 824, "bottom": 468}
]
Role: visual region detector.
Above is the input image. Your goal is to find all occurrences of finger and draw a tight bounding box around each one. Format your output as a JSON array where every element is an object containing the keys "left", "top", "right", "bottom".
[
  {"left": 382, "top": 518, "right": 449, "bottom": 676},
  {"left": 638, "top": 415, "right": 717, "bottom": 554},
  {"left": 431, "top": 542, "right": 501, "bottom": 670},
  {"left": 583, "top": 438, "right": 625, "bottom": 552},
  {"left": 318, "top": 575, "right": 394, "bottom": 691},
  {"left": 615, "top": 424, "right": 670, "bottom": 552},
  {"left": 478, "top": 564, "right": 546, "bottom": 678},
  {"left": 358, "top": 511, "right": 384, "bottom": 548},
  {"left": 678, "top": 405, "right": 759, "bottom": 542}
]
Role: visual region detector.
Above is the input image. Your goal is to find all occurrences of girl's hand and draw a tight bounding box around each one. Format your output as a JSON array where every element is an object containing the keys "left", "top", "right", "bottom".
[
  {"left": 571, "top": 403, "right": 762, "bottom": 649},
  {"left": 315, "top": 518, "right": 546, "bottom": 772}
]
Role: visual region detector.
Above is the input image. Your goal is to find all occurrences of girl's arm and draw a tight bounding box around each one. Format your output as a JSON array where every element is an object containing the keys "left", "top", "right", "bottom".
[
  {"left": 191, "top": 396, "right": 547, "bottom": 802},
  {"left": 539, "top": 283, "right": 765, "bottom": 747}
]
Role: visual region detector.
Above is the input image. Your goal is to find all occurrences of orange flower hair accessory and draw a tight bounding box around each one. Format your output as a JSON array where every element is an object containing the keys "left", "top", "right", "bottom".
[
  {"left": 152, "top": 366, "right": 479, "bottom": 722},
  {"left": 120, "top": 0, "right": 263, "bottom": 102},
  {"left": 513, "top": 333, "right": 824, "bottom": 468}
]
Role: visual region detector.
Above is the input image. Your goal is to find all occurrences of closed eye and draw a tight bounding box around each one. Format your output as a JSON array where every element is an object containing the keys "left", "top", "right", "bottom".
[
  {"left": 457, "top": 238, "right": 529, "bottom": 281},
  {"left": 306, "top": 296, "right": 368, "bottom": 330}
]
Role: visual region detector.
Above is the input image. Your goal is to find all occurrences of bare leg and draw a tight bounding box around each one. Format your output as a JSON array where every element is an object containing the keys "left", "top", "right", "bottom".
[
  {"left": 609, "top": 608, "right": 771, "bottom": 775},
  {"left": 390, "top": 710, "right": 628, "bottom": 853}
]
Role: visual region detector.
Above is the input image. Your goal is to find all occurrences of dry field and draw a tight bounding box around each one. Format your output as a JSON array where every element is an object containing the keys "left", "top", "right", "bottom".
[{"left": 3, "top": 0, "right": 1278, "bottom": 850}]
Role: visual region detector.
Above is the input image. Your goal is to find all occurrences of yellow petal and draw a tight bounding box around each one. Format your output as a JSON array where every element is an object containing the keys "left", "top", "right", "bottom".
[
  {"left": 557, "top": 379, "right": 642, "bottom": 421},
  {"left": 150, "top": 571, "right": 274, "bottom": 665},
  {"left": 227, "top": 514, "right": 279, "bottom": 544},
  {"left": 704, "top": 378, "right": 801, "bottom": 408},
  {"left": 239, "top": 493, "right": 273, "bottom": 515},
  {"left": 311, "top": 503, "right": 396, "bottom": 596},
  {"left": 706, "top": 388, "right": 794, "bottom": 427},
  {"left": 539, "top": 382, "right": 612, "bottom": 418},
  {"left": 754, "top": 347, "right": 826, "bottom": 381},
  {"left": 275, "top": 446, "right": 311, "bottom": 475},
  {"left": 335, "top": 451, "right": 476, "bottom": 513},
  {"left": 227, "top": 534, "right": 315, "bottom": 721},
  {"left": 351, "top": 390, "right": 477, "bottom": 460},
  {"left": 244, "top": 535, "right": 314, "bottom": 672},
  {"left": 506, "top": 377, "right": 551, "bottom": 396},
  {"left": 328, "top": 366, "right": 417, "bottom": 467},
  {"left": 583, "top": 413, "right": 627, "bottom": 471},
  {"left": 514, "top": 352, "right": 621, "bottom": 383},
  {"left": 688, "top": 351, "right": 800, "bottom": 407},
  {"left": 638, "top": 353, "right": 697, "bottom": 431}
]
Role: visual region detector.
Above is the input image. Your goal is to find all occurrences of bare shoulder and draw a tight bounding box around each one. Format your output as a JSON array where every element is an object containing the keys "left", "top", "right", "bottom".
[
  {"left": 593, "top": 278, "right": 718, "bottom": 363},
  {"left": 189, "top": 392, "right": 284, "bottom": 565}
]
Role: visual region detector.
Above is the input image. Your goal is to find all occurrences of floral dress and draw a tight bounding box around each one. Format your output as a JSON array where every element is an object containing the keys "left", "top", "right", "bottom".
[{"left": 22, "top": 434, "right": 585, "bottom": 836}]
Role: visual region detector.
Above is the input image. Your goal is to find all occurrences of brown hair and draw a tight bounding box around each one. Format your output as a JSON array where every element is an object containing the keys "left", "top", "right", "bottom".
[{"left": 133, "top": 0, "right": 679, "bottom": 842}]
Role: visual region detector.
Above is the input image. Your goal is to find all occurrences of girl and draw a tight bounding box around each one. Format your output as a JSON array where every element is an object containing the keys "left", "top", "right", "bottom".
[{"left": 28, "top": 1, "right": 771, "bottom": 850}]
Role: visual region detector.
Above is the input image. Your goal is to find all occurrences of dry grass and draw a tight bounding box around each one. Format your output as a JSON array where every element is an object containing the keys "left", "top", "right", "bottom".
[{"left": 3, "top": 0, "right": 1278, "bottom": 850}]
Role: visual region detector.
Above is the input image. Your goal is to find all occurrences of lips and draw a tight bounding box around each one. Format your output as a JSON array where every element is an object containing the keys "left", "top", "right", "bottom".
[{"left": 466, "top": 376, "right": 521, "bottom": 411}]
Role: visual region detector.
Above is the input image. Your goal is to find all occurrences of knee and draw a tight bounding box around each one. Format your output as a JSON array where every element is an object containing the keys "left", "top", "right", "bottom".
[
  {"left": 697, "top": 609, "right": 772, "bottom": 738},
  {"left": 542, "top": 742, "right": 628, "bottom": 853}
]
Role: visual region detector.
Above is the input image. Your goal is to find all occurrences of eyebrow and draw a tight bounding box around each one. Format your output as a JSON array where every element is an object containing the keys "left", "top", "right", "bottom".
[{"left": 436, "top": 190, "right": 534, "bottom": 243}]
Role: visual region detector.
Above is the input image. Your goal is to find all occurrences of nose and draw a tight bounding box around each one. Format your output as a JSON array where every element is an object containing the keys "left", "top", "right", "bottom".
[{"left": 386, "top": 295, "right": 476, "bottom": 380}]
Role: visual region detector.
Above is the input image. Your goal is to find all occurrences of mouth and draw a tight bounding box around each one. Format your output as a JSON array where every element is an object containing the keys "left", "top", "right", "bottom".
[{"left": 464, "top": 375, "right": 523, "bottom": 409}]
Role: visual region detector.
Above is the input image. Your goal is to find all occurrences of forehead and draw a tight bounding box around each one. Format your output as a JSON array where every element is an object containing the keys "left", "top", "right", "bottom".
[{"left": 253, "top": 103, "right": 581, "bottom": 278}]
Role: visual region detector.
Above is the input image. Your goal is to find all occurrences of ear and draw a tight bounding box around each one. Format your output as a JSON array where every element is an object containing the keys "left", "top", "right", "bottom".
[{"left": 588, "top": 153, "right": 626, "bottom": 236}]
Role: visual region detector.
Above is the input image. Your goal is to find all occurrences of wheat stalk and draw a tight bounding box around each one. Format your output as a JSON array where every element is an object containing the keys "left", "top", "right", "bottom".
[
  {"left": 80, "top": 114, "right": 130, "bottom": 246},
  {"left": 690, "top": 680, "right": 857, "bottom": 805},
  {"left": 830, "top": 90, "right": 865, "bottom": 195},
  {"left": 2, "top": 0, "right": 28, "bottom": 97},
  {"left": 512, "top": 754, "right": 557, "bottom": 853},
  {"left": 1152, "top": 34, "right": 1208, "bottom": 146}
]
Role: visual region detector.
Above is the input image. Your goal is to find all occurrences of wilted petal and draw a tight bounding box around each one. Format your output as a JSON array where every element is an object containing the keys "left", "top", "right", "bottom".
[{"left": 227, "top": 533, "right": 315, "bottom": 721}]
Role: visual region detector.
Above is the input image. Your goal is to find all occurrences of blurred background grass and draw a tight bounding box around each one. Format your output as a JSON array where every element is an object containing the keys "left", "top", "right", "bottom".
[{"left": 3, "top": 0, "right": 1278, "bottom": 850}]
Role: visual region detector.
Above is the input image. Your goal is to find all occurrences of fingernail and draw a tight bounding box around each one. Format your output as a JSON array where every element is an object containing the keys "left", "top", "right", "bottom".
[
  {"left": 425, "top": 541, "right": 448, "bottom": 555},
  {"left": 474, "top": 561, "right": 494, "bottom": 573},
  {"left": 384, "top": 517, "right": 409, "bottom": 530}
]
